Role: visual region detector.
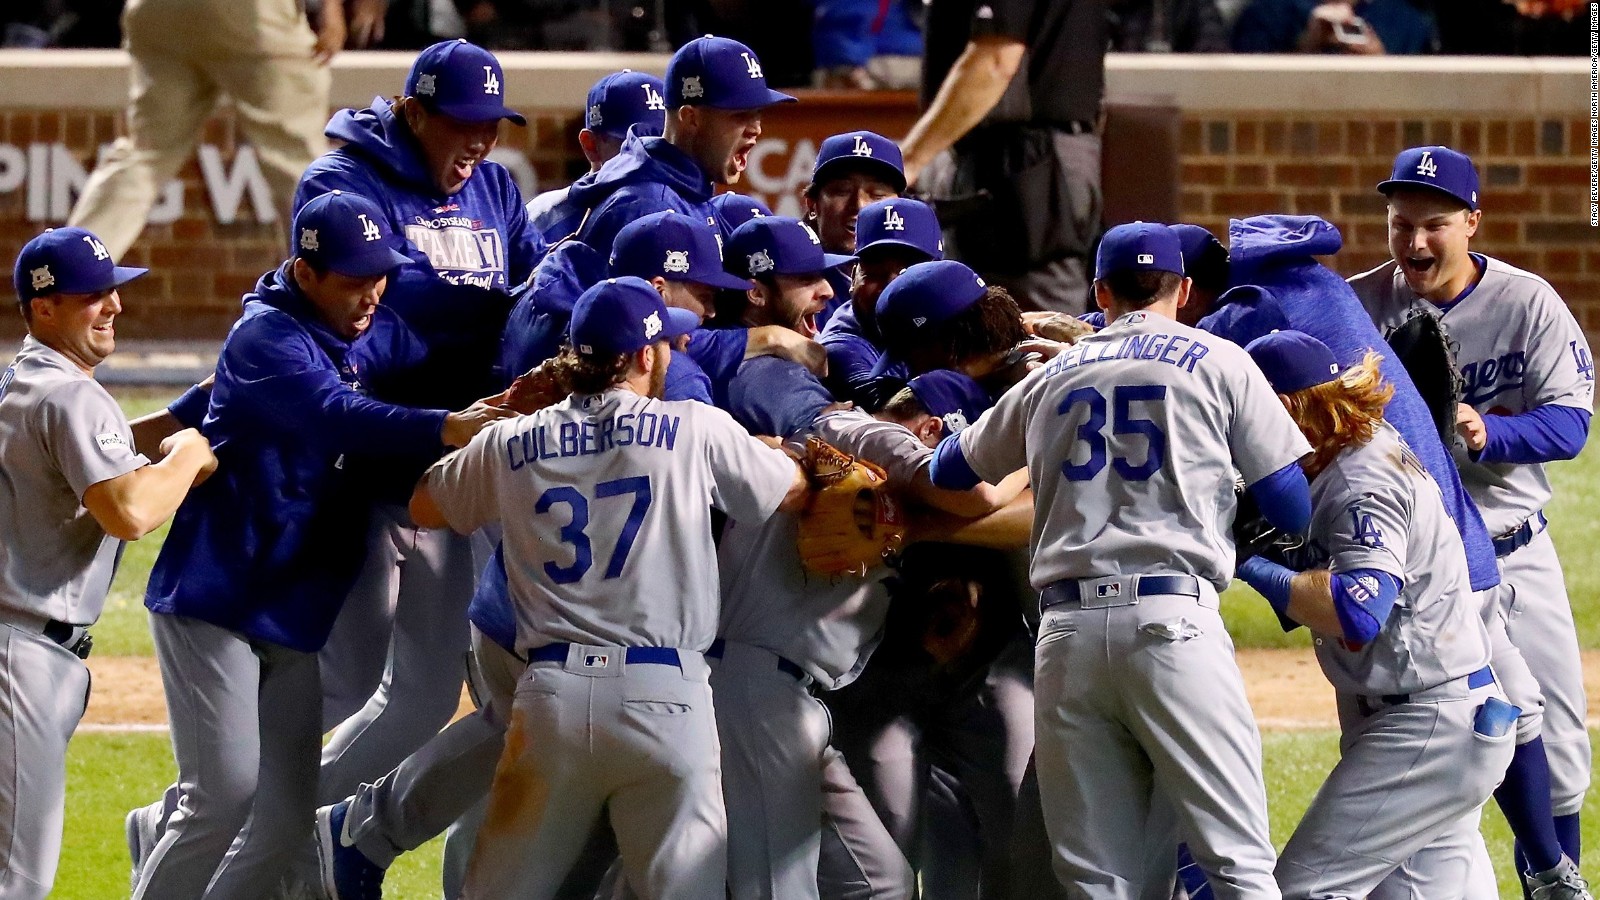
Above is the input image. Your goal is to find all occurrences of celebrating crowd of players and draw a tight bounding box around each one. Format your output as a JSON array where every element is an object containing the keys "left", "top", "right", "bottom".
[{"left": 1, "top": 29, "right": 1596, "bottom": 900}]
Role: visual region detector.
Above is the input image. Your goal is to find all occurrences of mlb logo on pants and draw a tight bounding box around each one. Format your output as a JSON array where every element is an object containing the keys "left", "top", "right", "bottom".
[
  {"left": 1097, "top": 583, "right": 1122, "bottom": 599},
  {"left": 584, "top": 653, "right": 610, "bottom": 668}
]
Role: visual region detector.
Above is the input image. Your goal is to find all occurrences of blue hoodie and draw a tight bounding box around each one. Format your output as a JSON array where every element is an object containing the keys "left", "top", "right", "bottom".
[
  {"left": 296, "top": 97, "right": 542, "bottom": 412},
  {"left": 537, "top": 132, "right": 719, "bottom": 254},
  {"left": 1198, "top": 215, "right": 1499, "bottom": 592},
  {"left": 145, "top": 265, "right": 449, "bottom": 652},
  {"left": 818, "top": 299, "right": 909, "bottom": 409}
]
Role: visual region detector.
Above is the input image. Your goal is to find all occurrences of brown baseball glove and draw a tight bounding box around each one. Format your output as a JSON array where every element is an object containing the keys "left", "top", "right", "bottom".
[{"left": 797, "top": 437, "right": 907, "bottom": 577}]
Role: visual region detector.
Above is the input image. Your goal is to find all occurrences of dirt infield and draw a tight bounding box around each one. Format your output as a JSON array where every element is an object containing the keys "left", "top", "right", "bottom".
[{"left": 85, "top": 650, "right": 1600, "bottom": 730}]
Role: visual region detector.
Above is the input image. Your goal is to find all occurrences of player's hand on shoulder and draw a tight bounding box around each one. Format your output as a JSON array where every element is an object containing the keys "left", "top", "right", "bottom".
[
  {"left": 160, "top": 428, "right": 219, "bottom": 487},
  {"left": 1455, "top": 402, "right": 1487, "bottom": 453},
  {"left": 489, "top": 364, "right": 564, "bottom": 416},
  {"left": 1022, "top": 311, "right": 1096, "bottom": 345},
  {"left": 443, "top": 400, "right": 518, "bottom": 448},
  {"left": 752, "top": 325, "right": 829, "bottom": 377}
]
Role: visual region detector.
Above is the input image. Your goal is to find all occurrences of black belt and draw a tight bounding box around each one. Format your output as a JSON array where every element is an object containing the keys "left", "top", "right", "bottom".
[
  {"left": 1493, "top": 511, "right": 1547, "bottom": 558},
  {"left": 1359, "top": 665, "right": 1495, "bottom": 714},
  {"left": 44, "top": 620, "right": 93, "bottom": 659},
  {"left": 524, "top": 643, "right": 682, "bottom": 668},
  {"left": 706, "top": 638, "right": 808, "bottom": 683},
  {"left": 1040, "top": 575, "right": 1201, "bottom": 613}
]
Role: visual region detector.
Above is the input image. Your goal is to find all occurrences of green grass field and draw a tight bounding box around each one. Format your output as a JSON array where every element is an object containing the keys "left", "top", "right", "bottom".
[{"left": 50, "top": 389, "right": 1600, "bottom": 897}]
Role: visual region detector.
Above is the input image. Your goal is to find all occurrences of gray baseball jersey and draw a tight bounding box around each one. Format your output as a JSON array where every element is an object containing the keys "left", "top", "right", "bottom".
[
  {"left": 0, "top": 335, "right": 147, "bottom": 624},
  {"left": 718, "top": 408, "right": 933, "bottom": 688},
  {"left": 425, "top": 386, "right": 795, "bottom": 652},
  {"left": 1350, "top": 256, "right": 1595, "bottom": 534},
  {"left": 1307, "top": 421, "right": 1489, "bottom": 697},
  {"left": 956, "top": 311, "right": 1312, "bottom": 591}
]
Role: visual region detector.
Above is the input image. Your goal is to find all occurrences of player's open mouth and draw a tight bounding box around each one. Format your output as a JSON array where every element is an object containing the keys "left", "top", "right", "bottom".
[
  {"left": 800, "top": 311, "right": 818, "bottom": 336},
  {"left": 1405, "top": 256, "right": 1436, "bottom": 273},
  {"left": 453, "top": 157, "right": 478, "bottom": 181},
  {"left": 92, "top": 321, "right": 114, "bottom": 334},
  {"left": 732, "top": 143, "right": 754, "bottom": 174}
]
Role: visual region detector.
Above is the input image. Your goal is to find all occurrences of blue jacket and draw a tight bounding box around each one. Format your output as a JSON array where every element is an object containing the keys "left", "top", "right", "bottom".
[
  {"left": 813, "top": 0, "right": 924, "bottom": 70},
  {"left": 818, "top": 299, "right": 908, "bottom": 410},
  {"left": 1197, "top": 215, "right": 1499, "bottom": 592},
  {"left": 145, "top": 265, "right": 448, "bottom": 652},
  {"left": 297, "top": 97, "right": 542, "bottom": 411},
  {"left": 537, "top": 133, "right": 720, "bottom": 253}
]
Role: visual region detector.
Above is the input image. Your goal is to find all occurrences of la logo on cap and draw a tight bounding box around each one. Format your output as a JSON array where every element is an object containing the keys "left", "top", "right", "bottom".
[
  {"left": 741, "top": 52, "right": 763, "bottom": 78},
  {"left": 852, "top": 135, "right": 874, "bottom": 157},
  {"left": 483, "top": 66, "right": 500, "bottom": 96},
  {"left": 1416, "top": 150, "right": 1437, "bottom": 178},
  {"left": 801, "top": 222, "right": 821, "bottom": 245},
  {"left": 883, "top": 206, "right": 905, "bottom": 231},
  {"left": 664, "top": 250, "right": 690, "bottom": 273},
  {"left": 358, "top": 214, "right": 381, "bottom": 242},
  {"left": 643, "top": 83, "right": 666, "bottom": 110},
  {"left": 1137, "top": 253, "right": 1154, "bottom": 265}
]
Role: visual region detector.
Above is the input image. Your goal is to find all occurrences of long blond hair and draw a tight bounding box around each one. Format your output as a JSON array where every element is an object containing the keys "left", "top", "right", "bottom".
[{"left": 1282, "top": 351, "right": 1395, "bottom": 476}]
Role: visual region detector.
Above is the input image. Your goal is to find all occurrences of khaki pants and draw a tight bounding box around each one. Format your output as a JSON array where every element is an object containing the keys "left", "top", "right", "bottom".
[{"left": 68, "top": 0, "right": 330, "bottom": 259}]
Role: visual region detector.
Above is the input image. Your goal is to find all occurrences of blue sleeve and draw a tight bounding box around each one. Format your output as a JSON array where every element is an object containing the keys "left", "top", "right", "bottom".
[
  {"left": 929, "top": 434, "right": 983, "bottom": 490},
  {"left": 1478, "top": 405, "right": 1590, "bottom": 465},
  {"left": 497, "top": 170, "right": 544, "bottom": 285},
  {"left": 1330, "top": 569, "right": 1400, "bottom": 647},
  {"left": 465, "top": 543, "right": 520, "bottom": 656},
  {"left": 1078, "top": 311, "right": 1106, "bottom": 328},
  {"left": 813, "top": 0, "right": 877, "bottom": 68},
  {"left": 823, "top": 335, "right": 903, "bottom": 409},
  {"left": 726, "top": 356, "right": 832, "bottom": 437},
  {"left": 685, "top": 328, "right": 749, "bottom": 387},
  {"left": 1247, "top": 460, "right": 1312, "bottom": 535},
  {"left": 1235, "top": 555, "right": 1299, "bottom": 632},
  {"left": 220, "top": 317, "right": 447, "bottom": 455},
  {"left": 663, "top": 352, "right": 715, "bottom": 404},
  {"left": 168, "top": 383, "right": 212, "bottom": 430}
]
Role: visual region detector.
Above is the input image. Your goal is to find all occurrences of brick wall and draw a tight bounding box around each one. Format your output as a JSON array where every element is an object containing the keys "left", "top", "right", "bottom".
[
  {"left": 1178, "top": 115, "right": 1599, "bottom": 330},
  {"left": 2, "top": 105, "right": 1596, "bottom": 341}
]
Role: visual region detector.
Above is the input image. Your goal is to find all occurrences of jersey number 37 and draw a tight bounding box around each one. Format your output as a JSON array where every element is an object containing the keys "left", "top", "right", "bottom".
[
  {"left": 536, "top": 476, "right": 653, "bottom": 584},
  {"left": 1058, "top": 385, "right": 1167, "bottom": 482}
]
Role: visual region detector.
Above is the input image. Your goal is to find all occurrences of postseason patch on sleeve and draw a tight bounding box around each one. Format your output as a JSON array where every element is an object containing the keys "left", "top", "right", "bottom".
[{"left": 96, "top": 432, "right": 129, "bottom": 452}]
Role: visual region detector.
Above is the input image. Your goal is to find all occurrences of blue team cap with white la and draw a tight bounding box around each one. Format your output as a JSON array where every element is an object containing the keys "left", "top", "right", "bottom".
[
  {"left": 711, "top": 192, "right": 773, "bottom": 232},
  {"left": 908, "top": 369, "right": 991, "bottom": 435},
  {"left": 293, "top": 190, "right": 413, "bottom": 278},
  {"left": 405, "top": 40, "right": 526, "bottom": 125},
  {"left": 569, "top": 277, "right": 699, "bottom": 357},
  {"left": 14, "top": 227, "right": 146, "bottom": 304},
  {"left": 726, "top": 216, "right": 855, "bottom": 279},
  {"left": 856, "top": 198, "right": 943, "bottom": 261},
  {"left": 1378, "top": 145, "right": 1479, "bottom": 211},
  {"left": 1094, "top": 221, "right": 1185, "bottom": 282},
  {"left": 1244, "top": 330, "right": 1342, "bottom": 395},
  {"left": 611, "top": 211, "right": 749, "bottom": 290},
  {"left": 811, "top": 130, "right": 906, "bottom": 193},
  {"left": 585, "top": 70, "right": 667, "bottom": 140},
  {"left": 665, "top": 36, "right": 796, "bottom": 109}
]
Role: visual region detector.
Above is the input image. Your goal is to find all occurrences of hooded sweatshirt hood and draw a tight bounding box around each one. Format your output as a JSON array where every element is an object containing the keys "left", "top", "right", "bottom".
[
  {"left": 325, "top": 98, "right": 441, "bottom": 195},
  {"left": 538, "top": 132, "right": 718, "bottom": 247}
]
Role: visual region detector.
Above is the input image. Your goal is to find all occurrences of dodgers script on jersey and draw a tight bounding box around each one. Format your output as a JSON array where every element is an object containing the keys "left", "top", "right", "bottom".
[
  {"left": 424, "top": 387, "right": 795, "bottom": 651},
  {"left": 1308, "top": 422, "right": 1488, "bottom": 697},
  {"left": 1351, "top": 256, "right": 1595, "bottom": 534},
  {"left": 718, "top": 409, "right": 932, "bottom": 688},
  {"left": 957, "top": 312, "right": 1311, "bottom": 590},
  {"left": 0, "top": 336, "right": 148, "bottom": 624}
]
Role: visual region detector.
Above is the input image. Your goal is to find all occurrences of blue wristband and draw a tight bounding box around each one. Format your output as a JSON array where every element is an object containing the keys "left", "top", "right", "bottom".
[{"left": 1237, "top": 555, "right": 1298, "bottom": 632}]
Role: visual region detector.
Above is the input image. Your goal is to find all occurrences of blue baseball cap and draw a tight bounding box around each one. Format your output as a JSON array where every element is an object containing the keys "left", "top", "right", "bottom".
[
  {"left": 569, "top": 277, "right": 699, "bottom": 357},
  {"left": 585, "top": 70, "right": 667, "bottom": 140},
  {"left": 1244, "top": 330, "right": 1342, "bottom": 395},
  {"left": 811, "top": 131, "right": 906, "bottom": 193},
  {"left": 726, "top": 216, "right": 855, "bottom": 279},
  {"left": 405, "top": 40, "right": 526, "bottom": 125},
  {"left": 1094, "top": 222, "right": 1185, "bottom": 281},
  {"left": 874, "top": 260, "right": 987, "bottom": 342},
  {"left": 611, "top": 211, "right": 749, "bottom": 290},
  {"left": 1378, "top": 145, "right": 1479, "bottom": 211},
  {"left": 293, "top": 190, "right": 413, "bottom": 278},
  {"left": 907, "top": 369, "right": 991, "bottom": 435},
  {"left": 15, "top": 227, "right": 146, "bottom": 305},
  {"left": 665, "top": 36, "right": 796, "bottom": 110},
  {"left": 856, "top": 198, "right": 943, "bottom": 261},
  {"left": 711, "top": 192, "right": 772, "bottom": 231}
]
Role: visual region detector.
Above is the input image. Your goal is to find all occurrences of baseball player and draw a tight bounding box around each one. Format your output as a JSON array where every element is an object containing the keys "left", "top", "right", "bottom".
[
  {"left": 1236, "top": 331, "right": 1517, "bottom": 898},
  {"left": 130, "top": 191, "right": 511, "bottom": 900},
  {"left": 869, "top": 259, "right": 1032, "bottom": 392},
  {"left": 818, "top": 196, "right": 944, "bottom": 408},
  {"left": 717, "top": 219, "right": 1026, "bottom": 898},
  {"left": 1350, "top": 145, "right": 1594, "bottom": 893},
  {"left": 711, "top": 190, "right": 774, "bottom": 231},
  {"left": 725, "top": 215, "right": 855, "bottom": 352},
  {"left": 803, "top": 130, "right": 907, "bottom": 330},
  {"left": 931, "top": 222, "right": 1313, "bottom": 897},
  {"left": 410, "top": 276, "right": 807, "bottom": 898},
  {"left": 526, "top": 70, "right": 668, "bottom": 225},
  {"left": 286, "top": 39, "right": 541, "bottom": 827},
  {"left": 539, "top": 35, "right": 795, "bottom": 252},
  {"left": 0, "top": 227, "right": 214, "bottom": 900}
]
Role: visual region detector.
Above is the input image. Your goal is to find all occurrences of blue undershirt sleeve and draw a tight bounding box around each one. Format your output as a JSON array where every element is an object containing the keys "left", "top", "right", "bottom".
[
  {"left": 1247, "top": 460, "right": 1312, "bottom": 535},
  {"left": 929, "top": 434, "right": 983, "bottom": 491},
  {"left": 1478, "top": 405, "right": 1590, "bottom": 465}
]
